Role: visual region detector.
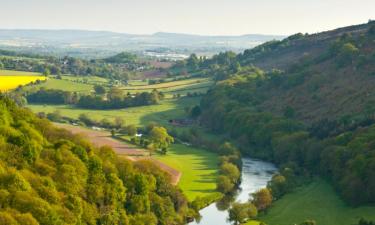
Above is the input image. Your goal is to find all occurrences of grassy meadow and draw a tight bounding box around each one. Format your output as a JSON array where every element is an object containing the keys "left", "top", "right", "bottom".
[
  {"left": 0, "top": 69, "right": 46, "bottom": 91},
  {"left": 22, "top": 78, "right": 95, "bottom": 93},
  {"left": 28, "top": 97, "right": 200, "bottom": 126},
  {"left": 155, "top": 144, "right": 220, "bottom": 201},
  {"left": 258, "top": 179, "right": 375, "bottom": 225}
]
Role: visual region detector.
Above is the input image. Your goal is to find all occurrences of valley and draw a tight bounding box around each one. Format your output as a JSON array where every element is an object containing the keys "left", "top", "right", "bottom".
[{"left": 0, "top": 17, "right": 375, "bottom": 225}]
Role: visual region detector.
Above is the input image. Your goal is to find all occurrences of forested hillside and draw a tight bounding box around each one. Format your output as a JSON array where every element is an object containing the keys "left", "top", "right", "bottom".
[
  {"left": 197, "top": 21, "right": 375, "bottom": 206},
  {"left": 0, "top": 95, "right": 191, "bottom": 224}
]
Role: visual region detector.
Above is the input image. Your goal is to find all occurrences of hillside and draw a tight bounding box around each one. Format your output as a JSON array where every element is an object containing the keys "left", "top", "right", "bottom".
[
  {"left": 0, "top": 95, "right": 192, "bottom": 225},
  {"left": 198, "top": 21, "right": 375, "bottom": 207},
  {"left": 238, "top": 22, "right": 373, "bottom": 71}
]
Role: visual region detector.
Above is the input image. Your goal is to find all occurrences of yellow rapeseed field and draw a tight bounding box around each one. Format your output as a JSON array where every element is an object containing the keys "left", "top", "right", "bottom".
[{"left": 0, "top": 76, "right": 46, "bottom": 91}]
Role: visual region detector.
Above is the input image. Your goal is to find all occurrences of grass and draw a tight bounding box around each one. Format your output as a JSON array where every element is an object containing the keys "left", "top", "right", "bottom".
[
  {"left": 0, "top": 69, "right": 46, "bottom": 91},
  {"left": 122, "top": 78, "right": 212, "bottom": 90},
  {"left": 244, "top": 221, "right": 261, "bottom": 225},
  {"left": 258, "top": 178, "right": 375, "bottom": 225},
  {"left": 24, "top": 78, "right": 94, "bottom": 93},
  {"left": 155, "top": 144, "right": 220, "bottom": 201},
  {"left": 23, "top": 75, "right": 212, "bottom": 98},
  {"left": 0, "top": 69, "right": 42, "bottom": 76},
  {"left": 60, "top": 75, "right": 109, "bottom": 85},
  {"left": 27, "top": 97, "right": 200, "bottom": 127}
]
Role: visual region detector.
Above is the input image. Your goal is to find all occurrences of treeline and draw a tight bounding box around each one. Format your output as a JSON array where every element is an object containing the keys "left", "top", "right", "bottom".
[
  {"left": 26, "top": 88, "right": 164, "bottom": 109},
  {"left": 0, "top": 50, "right": 148, "bottom": 81},
  {"left": 0, "top": 95, "right": 194, "bottom": 224}
]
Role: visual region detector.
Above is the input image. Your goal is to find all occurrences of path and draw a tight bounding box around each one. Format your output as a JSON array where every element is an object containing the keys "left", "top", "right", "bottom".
[{"left": 54, "top": 123, "right": 181, "bottom": 185}]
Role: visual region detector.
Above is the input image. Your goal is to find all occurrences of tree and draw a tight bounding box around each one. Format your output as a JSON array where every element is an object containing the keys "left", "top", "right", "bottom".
[
  {"left": 220, "top": 162, "right": 240, "bottom": 184},
  {"left": 268, "top": 174, "right": 287, "bottom": 199},
  {"left": 284, "top": 106, "right": 295, "bottom": 118},
  {"left": 228, "top": 202, "right": 258, "bottom": 225},
  {"left": 108, "top": 87, "right": 124, "bottom": 101},
  {"left": 216, "top": 175, "right": 234, "bottom": 193},
  {"left": 94, "top": 85, "right": 106, "bottom": 95},
  {"left": 299, "top": 220, "right": 317, "bottom": 225},
  {"left": 357, "top": 218, "right": 375, "bottom": 225},
  {"left": 46, "top": 110, "right": 62, "bottom": 122},
  {"left": 148, "top": 126, "right": 174, "bottom": 152},
  {"left": 252, "top": 188, "right": 273, "bottom": 211},
  {"left": 191, "top": 105, "right": 201, "bottom": 119},
  {"left": 114, "top": 117, "right": 125, "bottom": 129},
  {"left": 78, "top": 113, "right": 96, "bottom": 126},
  {"left": 43, "top": 68, "right": 51, "bottom": 76},
  {"left": 126, "top": 125, "right": 137, "bottom": 136}
]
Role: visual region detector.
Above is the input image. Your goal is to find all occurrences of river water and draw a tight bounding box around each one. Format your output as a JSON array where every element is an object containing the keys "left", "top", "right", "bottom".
[{"left": 189, "top": 158, "right": 277, "bottom": 225}]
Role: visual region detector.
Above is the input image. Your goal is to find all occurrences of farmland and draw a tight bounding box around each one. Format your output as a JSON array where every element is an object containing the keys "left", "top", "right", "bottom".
[
  {"left": 22, "top": 75, "right": 213, "bottom": 98},
  {"left": 0, "top": 69, "right": 46, "bottom": 91},
  {"left": 28, "top": 97, "right": 200, "bottom": 126}
]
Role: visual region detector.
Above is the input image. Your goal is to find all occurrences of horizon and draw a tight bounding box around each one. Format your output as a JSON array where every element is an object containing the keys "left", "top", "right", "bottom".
[{"left": 1, "top": 0, "right": 375, "bottom": 36}]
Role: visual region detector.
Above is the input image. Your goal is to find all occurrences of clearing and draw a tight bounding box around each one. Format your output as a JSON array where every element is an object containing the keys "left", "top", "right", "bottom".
[
  {"left": 28, "top": 97, "right": 200, "bottom": 127},
  {"left": 156, "top": 144, "right": 220, "bottom": 201}
]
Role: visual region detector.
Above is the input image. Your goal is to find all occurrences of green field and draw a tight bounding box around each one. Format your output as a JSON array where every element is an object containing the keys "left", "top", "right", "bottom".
[
  {"left": 124, "top": 78, "right": 213, "bottom": 98},
  {"left": 258, "top": 179, "right": 375, "bottom": 225},
  {"left": 28, "top": 97, "right": 200, "bottom": 127},
  {"left": 24, "top": 75, "right": 212, "bottom": 98},
  {"left": 59, "top": 75, "right": 109, "bottom": 85},
  {"left": 155, "top": 144, "right": 220, "bottom": 201},
  {"left": 0, "top": 69, "right": 42, "bottom": 76},
  {"left": 23, "top": 78, "right": 94, "bottom": 93},
  {"left": 124, "top": 78, "right": 212, "bottom": 90}
]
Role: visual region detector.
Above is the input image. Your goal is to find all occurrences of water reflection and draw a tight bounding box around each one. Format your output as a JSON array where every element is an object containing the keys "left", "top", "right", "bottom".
[{"left": 189, "top": 158, "right": 277, "bottom": 225}]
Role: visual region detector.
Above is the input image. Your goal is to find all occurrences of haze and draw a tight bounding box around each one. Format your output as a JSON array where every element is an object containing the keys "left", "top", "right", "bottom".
[{"left": 1, "top": 0, "right": 374, "bottom": 36}]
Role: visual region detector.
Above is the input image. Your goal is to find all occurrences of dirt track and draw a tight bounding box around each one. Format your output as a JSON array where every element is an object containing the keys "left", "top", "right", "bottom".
[{"left": 54, "top": 123, "right": 181, "bottom": 185}]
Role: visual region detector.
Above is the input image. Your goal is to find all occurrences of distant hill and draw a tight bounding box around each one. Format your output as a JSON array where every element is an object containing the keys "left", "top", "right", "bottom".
[{"left": 0, "top": 29, "right": 284, "bottom": 58}]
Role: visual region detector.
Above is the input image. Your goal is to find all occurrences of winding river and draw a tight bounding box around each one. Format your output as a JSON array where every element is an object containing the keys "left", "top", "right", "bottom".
[{"left": 190, "top": 158, "right": 277, "bottom": 225}]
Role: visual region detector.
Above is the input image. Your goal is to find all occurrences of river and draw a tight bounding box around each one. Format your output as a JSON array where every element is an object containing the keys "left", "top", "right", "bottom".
[{"left": 189, "top": 158, "right": 277, "bottom": 225}]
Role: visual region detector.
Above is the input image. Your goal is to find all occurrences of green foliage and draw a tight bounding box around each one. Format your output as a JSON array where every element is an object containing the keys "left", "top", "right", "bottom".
[
  {"left": 216, "top": 175, "right": 234, "bottom": 194},
  {"left": 260, "top": 179, "right": 375, "bottom": 225},
  {"left": 0, "top": 96, "right": 191, "bottom": 224},
  {"left": 94, "top": 85, "right": 106, "bottom": 95},
  {"left": 252, "top": 188, "right": 273, "bottom": 211},
  {"left": 228, "top": 202, "right": 258, "bottom": 225},
  {"left": 148, "top": 126, "right": 174, "bottom": 152},
  {"left": 357, "top": 218, "right": 375, "bottom": 225}
]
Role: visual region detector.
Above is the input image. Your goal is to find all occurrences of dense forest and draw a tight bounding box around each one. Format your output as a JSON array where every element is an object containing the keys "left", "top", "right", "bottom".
[
  {"left": 195, "top": 21, "right": 375, "bottom": 206},
  {"left": 0, "top": 95, "right": 193, "bottom": 224}
]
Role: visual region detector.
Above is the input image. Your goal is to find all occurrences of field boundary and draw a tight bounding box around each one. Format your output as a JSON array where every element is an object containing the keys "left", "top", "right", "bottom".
[{"left": 54, "top": 123, "right": 182, "bottom": 185}]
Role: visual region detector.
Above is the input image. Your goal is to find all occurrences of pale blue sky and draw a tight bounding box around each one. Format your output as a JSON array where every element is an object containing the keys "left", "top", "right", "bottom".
[{"left": 1, "top": 0, "right": 374, "bottom": 35}]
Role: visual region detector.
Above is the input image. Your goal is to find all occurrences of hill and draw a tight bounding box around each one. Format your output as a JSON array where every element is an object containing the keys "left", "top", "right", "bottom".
[
  {"left": 197, "top": 21, "right": 375, "bottom": 207},
  {"left": 0, "top": 95, "right": 192, "bottom": 225}
]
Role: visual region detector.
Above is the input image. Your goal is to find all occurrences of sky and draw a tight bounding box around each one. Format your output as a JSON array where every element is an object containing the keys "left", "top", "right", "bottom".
[{"left": 1, "top": 0, "right": 374, "bottom": 36}]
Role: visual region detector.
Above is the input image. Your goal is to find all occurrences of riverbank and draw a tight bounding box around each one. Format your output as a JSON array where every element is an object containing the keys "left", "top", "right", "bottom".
[{"left": 189, "top": 158, "right": 277, "bottom": 225}]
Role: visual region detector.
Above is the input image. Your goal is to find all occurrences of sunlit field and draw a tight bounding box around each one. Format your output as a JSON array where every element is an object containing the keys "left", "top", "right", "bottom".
[{"left": 0, "top": 70, "right": 46, "bottom": 91}]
